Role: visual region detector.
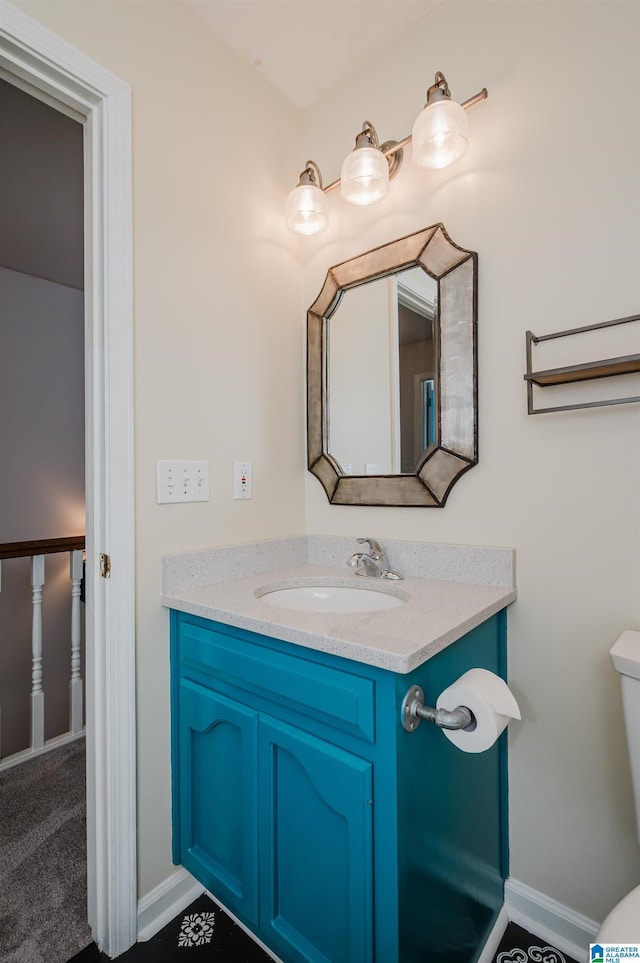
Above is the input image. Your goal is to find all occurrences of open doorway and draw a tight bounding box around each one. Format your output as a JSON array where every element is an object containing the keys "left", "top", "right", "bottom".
[
  {"left": 1, "top": 4, "right": 137, "bottom": 956},
  {"left": 0, "top": 79, "right": 85, "bottom": 757},
  {"left": 0, "top": 76, "right": 90, "bottom": 959}
]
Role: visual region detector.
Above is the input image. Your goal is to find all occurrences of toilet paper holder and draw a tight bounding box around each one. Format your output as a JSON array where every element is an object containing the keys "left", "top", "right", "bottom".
[{"left": 401, "top": 685, "right": 475, "bottom": 733}]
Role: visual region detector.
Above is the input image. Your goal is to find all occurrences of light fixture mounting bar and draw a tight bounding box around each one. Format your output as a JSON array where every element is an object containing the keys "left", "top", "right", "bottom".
[
  {"left": 460, "top": 88, "right": 489, "bottom": 111},
  {"left": 321, "top": 86, "right": 488, "bottom": 195}
]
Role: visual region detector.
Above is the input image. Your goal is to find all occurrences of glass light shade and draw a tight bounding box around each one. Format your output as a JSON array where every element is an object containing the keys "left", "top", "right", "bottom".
[
  {"left": 411, "top": 98, "right": 469, "bottom": 170},
  {"left": 285, "top": 182, "right": 328, "bottom": 236},
  {"left": 340, "top": 146, "right": 389, "bottom": 206}
]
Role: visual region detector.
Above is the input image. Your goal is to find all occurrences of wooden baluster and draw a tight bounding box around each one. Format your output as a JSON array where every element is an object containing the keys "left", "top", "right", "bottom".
[
  {"left": 69, "top": 549, "right": 84, "bottom": 734},
  {"left": 31, "top": 555, "right": 45, "bottom": 751}
]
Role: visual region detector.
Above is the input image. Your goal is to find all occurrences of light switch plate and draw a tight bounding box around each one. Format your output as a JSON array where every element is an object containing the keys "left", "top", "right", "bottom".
[{"left": 157, "top": 460, "right": 209, "bottom": 503}]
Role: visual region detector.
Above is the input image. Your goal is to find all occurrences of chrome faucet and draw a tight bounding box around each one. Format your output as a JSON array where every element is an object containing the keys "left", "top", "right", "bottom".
[{"left": 347, "top": 538, "right": 403, "bottom": 580}]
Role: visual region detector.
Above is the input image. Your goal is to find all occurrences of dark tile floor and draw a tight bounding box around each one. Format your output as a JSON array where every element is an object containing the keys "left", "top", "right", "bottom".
[
  {"left": 67, "top": 895, "right": 275, "bottom": 962},
  {"left": 68, "top": 900, "right": 580, "bottom": 963}
]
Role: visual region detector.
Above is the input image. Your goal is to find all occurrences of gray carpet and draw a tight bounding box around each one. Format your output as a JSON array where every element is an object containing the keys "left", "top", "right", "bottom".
[{"left": 0, "top": 739, "right": 92, "bottom": 962}]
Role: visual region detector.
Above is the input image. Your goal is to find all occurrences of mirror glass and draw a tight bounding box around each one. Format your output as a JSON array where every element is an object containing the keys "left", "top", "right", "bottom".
[
  {"left": 307, "top": 224, "right": 477, "bottom": 507},
  {"left": 328, "top": 267, "right": 438, "bottom": 476}
]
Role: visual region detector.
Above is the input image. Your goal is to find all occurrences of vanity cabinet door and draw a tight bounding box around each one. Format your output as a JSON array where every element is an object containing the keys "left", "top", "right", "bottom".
[
  {"left": 177, "top": 679, "right": 260, "bottom": 925},
  {"left": 258, "top": 716, "right": 374, "bottom": 963}
]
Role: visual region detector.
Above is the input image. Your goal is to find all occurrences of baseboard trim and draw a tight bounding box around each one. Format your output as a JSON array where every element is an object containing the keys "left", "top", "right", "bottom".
[
  {"left": 137, "top": 867, "right": 204, "bottom": 942},
  {"left": 505, "top": 878, "right": 599, "bottom": 963},
  {"left": 477, "top": 906, "right": 509, "bottom": 963},
  {"left": 136, "top": 870, "right": 600, "bottom": 959}
]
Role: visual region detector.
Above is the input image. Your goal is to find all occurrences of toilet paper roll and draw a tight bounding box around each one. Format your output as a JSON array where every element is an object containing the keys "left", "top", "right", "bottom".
[{"left": 435, "top": 668, "right": 521, "bottom": 753}]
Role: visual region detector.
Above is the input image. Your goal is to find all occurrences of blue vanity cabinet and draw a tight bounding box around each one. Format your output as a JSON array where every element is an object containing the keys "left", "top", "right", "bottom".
[
  {"left": 171, "top": 611, "right": 377, "bottom": 963},
  {"left": 175, "top": 678, "right": 260, "bottom": 924},
  {"left": 170, "top": 608, "right": 508, "bottom": 963},
  {"left": 258, "top": 717, "right": 374, "bottom": 963}
]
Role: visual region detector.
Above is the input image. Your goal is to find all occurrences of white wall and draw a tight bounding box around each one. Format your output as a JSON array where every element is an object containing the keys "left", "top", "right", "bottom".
[
  {"left": 14, "top": 0, "right": 305, "bottom": 897},
  {"left": 299, "top": 0, "right": 640, "bottom": 924},
  {"left": 0, "top": 78, "right": 84, "bottom": 289},
  {"left": 328, "top": 279, "right": 394, "bottom": 473}
]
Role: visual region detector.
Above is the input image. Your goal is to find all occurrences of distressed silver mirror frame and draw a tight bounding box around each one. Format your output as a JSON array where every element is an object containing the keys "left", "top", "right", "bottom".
[{"left": 307, "top": 224, "right": 478, "bottom": 506}]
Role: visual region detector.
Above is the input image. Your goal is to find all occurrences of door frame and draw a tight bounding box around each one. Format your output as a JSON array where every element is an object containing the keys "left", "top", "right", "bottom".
[{"left": 0, "top": 3, "right": 137, "bottom": 956}]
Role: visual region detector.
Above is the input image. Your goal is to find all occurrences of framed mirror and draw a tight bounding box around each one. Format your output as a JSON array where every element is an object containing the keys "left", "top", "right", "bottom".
[{"left": 307, "top": 224, "right": 477, "bottom": 506}]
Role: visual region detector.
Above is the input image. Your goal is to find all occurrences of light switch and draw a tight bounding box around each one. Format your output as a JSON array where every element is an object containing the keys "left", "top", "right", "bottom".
[{"left": 157, "top": 460, "right": 209, "bottom": 503}]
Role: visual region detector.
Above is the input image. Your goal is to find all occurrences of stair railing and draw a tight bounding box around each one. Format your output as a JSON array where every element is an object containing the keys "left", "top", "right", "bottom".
[{"left": 0, "top": 535, "right": 85, "bottom": 770}]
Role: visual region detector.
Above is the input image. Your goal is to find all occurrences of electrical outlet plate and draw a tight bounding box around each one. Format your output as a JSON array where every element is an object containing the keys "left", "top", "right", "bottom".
[
  {"left": 234, "top": 462, "right": 252, "bottom": 499},
  {"left": 157, "top": 460, "right": 209, "bottom": 503}
]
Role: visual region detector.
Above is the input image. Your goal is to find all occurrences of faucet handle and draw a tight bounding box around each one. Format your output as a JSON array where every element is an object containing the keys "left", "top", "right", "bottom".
[{"left": 356, "top": 537, "right": 384, "bottom": 560}]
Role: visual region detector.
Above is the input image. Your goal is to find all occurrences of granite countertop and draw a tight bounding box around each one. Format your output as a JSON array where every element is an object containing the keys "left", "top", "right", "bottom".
[{"left": 162, "top": 536, "right": 517, "bottom": 674}]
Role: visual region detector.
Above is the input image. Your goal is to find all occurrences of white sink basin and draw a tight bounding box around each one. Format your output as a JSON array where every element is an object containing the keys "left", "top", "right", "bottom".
[{"left": 256, "top": 582, "right": 406, "bottom": 614}]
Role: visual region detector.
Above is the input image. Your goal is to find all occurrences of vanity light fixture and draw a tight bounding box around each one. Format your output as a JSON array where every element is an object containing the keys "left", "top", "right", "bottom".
[
  {"left": 285, "top": 71, "right": 487, "bottom": 236},
  {"left": 340, "top": 121, "right": 390, "bottom": 206},
  {"left": 284, "top": 160, "right": 328, "bottom": 236},
  {"left": 412, "top": 71, "right": 469, "bottom": 169}
]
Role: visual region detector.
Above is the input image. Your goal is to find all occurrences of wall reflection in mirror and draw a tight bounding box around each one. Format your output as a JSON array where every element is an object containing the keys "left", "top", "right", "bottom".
[
  {"left": 307, "top": 224, "right": 477, "bottom": 507},
  {"left": 328, "top": 268, "right": 438, "bottom": 476}
]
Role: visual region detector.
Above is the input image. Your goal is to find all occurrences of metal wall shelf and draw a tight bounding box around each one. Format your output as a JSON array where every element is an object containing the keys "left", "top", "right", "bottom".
[{"left": 524, "top": 314, "right": 640, "bottom": 414}]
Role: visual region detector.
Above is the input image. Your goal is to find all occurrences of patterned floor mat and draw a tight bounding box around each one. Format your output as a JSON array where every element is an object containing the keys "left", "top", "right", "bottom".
[{"left": 492, "top": 922, "right": 582, "bottom": 963}]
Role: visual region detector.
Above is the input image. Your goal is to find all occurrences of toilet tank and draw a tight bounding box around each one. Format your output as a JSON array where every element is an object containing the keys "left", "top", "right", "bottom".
[{"left": 610, "top": 630, "right": 640, "bottom": 844}]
